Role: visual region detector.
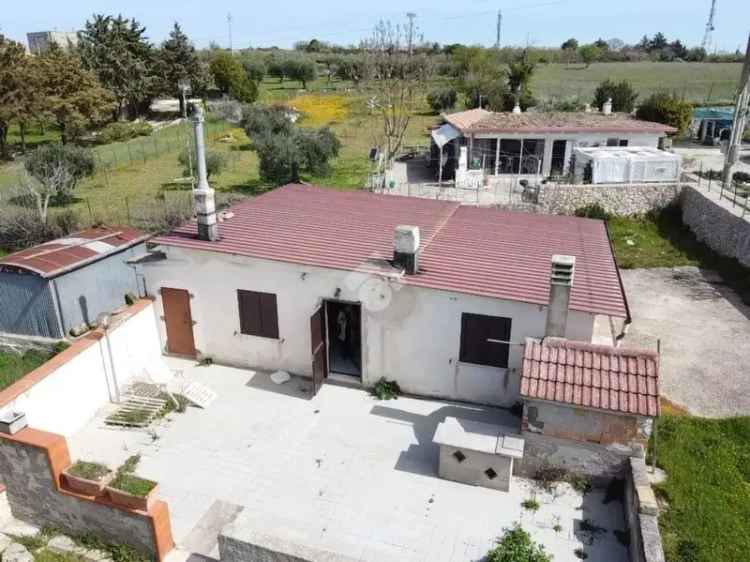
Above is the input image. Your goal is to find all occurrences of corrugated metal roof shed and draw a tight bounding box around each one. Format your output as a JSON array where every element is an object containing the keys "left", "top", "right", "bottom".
[
  {"left": 0, "top": 227, "right": 149, "bottom": 278},
  {"left": 155, "top": 184, "right": 627, "bottom": 317}
]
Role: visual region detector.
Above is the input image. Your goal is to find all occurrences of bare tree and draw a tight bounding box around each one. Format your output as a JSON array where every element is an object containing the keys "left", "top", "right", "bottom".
[
  {"left": 14, "top": 164, "right": 72, "bottom": 224},
  {"left": 362, "top": 21, "right": 431, "bottom": 168}
]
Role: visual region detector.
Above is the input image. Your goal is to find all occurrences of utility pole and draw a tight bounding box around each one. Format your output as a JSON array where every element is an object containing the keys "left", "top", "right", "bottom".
[
  {"left": 227, "top": 12, "right": 233, "bottom": 53},
  {"left": 495, "top": 10, "right": 502, "bottom": 49},
  {"left": 406, "top": 12, "right": 417, "bottom": 55},
  {"left": 721, "top": 33, "right": 750, "bottom": 193}
]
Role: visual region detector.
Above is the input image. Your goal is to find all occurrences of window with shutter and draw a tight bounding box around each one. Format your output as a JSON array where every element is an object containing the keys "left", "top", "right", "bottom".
[
  {"left": 237, "top": 290, "right": 279, "bottom": 338},
  {"left": 459, "top": 313, "right": 512, "bottom": 368}
]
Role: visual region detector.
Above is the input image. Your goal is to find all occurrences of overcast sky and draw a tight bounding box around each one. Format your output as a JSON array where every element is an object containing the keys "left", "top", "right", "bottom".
[{"left": 2, "top": 0, "right": 748, "bottom": 52}]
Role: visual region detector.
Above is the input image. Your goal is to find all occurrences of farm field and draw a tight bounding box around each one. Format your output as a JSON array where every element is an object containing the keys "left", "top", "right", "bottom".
[{"left": 531, "top": 62, "right": 742, "bottom": 103}]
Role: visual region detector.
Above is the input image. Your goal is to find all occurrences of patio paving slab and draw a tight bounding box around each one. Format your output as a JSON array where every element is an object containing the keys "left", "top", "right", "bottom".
[{"left": 70, "top": 359, "right": 629, "bottom": 562}]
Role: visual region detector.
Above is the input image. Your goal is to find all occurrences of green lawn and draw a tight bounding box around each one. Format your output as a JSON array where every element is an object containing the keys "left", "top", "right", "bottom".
[
  {"left": 0, "top": 349, "right": 54, "bottom": 391},
  {"left": 608, "top": 206, "right": 750, "bottom": 304},
  {"left": 652, "top": 415, "right": 750, "bottom": 562}
]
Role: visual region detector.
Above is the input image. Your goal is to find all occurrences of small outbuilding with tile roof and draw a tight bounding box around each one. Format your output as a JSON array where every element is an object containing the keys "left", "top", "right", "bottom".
[
  {"left": 520, "top": 337, "right": 659, "bottom": 448},
  {"left": 0, "top": 227, "right": 149, "bottom": 338}
]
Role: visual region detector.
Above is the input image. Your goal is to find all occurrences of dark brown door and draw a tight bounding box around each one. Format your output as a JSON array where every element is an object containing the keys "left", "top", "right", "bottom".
[
  {"left": 161, "top": 288, "right": 196, "bottom": 357},
  {"left": 310, "top": 305, "right": 327, "bottom": 396}
]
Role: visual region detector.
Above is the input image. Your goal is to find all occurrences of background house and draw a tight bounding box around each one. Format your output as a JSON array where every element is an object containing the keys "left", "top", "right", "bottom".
[
  {"left": 143, "top": 183, "right": 628, "bottom": 407},
  {"left": 0, "top": 227, "right": 149, "bottom": 338},
  {"left": 431, "top": 108, "right": 676, "bottom": 180},
  {"left": 26, "top": 31, "right": 79, "bottom": 55}
]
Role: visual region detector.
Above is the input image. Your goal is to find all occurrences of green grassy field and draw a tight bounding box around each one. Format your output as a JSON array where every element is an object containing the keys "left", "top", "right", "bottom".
[
  {"left": 531, "top": 62, "right": 742, "bottom": 104},
  {"left": 652, "top": 415, "right": 750, "bottom": 562}
]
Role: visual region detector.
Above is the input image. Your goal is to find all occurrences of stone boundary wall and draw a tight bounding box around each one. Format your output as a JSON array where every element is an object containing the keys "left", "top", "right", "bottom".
[
  {"left": 515, "top": 431, "right": 637, "bottom": 484},
  {"left": 624, "top": 457, "right": 665, "bottom": 562},
  {"left": 679, "top": 184, "right": 750, "bottom": 267},
  {"left": 0, "top": 299, "right": 162, "bottom": 437},
  {"left": 537, "top": 182, "right": 682, "bottom": 216},
  {"left": 0, "top": 427, "right": 174, "bottom": 560}
]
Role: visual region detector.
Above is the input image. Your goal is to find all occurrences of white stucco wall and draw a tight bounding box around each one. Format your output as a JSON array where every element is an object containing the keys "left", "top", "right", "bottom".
[
  {"left": 0, "top": 302, "right": 163, "bottom": 436},
  {"left": 144, "top": 248, "right": 596, "bottom": 407}
]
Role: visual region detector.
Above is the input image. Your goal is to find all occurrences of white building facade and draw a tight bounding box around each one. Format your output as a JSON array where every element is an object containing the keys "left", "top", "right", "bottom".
[{"left": 144, "top": 245, "right": 597, "bottom": 407}]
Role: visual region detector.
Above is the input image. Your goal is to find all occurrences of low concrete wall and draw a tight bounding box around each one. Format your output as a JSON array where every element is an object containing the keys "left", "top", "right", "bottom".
[
  {"left": 538, "top": 182, "right": 681, "bottom": 216},
  {"left": 220, "top": 516, "right": 357, "bottom": 562},
  {"left": 680, "top": 184, "right": 750, "bottom": 267},
  {"left": 515, "top": 431, "right": 637, "bottom": 483},
  {"left": 0, "top": 427, "right": 173, "bottom": 560},
  {"left": 624, "top": 457, "right": 665, "bottom": 562},
  {"left": 0, "top": 300, "right": 162, "bottom": 437}
]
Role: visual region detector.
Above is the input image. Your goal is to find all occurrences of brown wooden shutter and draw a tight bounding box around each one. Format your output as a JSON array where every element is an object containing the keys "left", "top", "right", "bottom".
[
  {"left": 259, "top": 293, "right": 279, "bottom": 339},
  {"left": 238, "top": 290, "right": 262, "bottom": 336}
]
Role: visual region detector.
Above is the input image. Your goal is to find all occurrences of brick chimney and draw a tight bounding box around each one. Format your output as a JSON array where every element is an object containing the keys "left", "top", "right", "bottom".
[
  {"left": 190, "top": 103, "right": 219, "bottom": 242},
  {"left": 393, "top": 225, "right": 420, "bottom": 274},
  {"left": 545, "top": 255, "right": 575, "bottom": 338}
]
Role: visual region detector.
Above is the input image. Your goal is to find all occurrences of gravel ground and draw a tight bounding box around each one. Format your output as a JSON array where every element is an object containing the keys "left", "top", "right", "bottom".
[{"left": 617, "top": 267, "right": 750, "bottom": 418}]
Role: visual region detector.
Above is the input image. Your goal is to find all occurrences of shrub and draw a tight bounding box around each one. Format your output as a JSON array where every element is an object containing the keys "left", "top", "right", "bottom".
[
  {"left": 635, "top": 92, "right": 692, "bottom": 136},
  {"left": 592, "top": 79, "right": 638, "bottom": 113},
  {"left": 426, "top": 87, "right": 458, "bottom": 113},
  {"left": 534, "top": 463, "right": 568, "bottom": 491},
  {"left": 574, "top": 203, "right": 610, "bottom": 220},
  {"left": 372, "top": 378, "right": 401, "bottom": 400},
  {"left": 97, "top": 121, "right": 153, "bottom": 144},
  {"left": 486, "top": 525, "right": 551, "bottom": 562},
  {"left": 521, "top": 497, "right": 540, "bottom": 511},
  {"left": 24, "top": 143, "right": 95, "bottom": 203},
  {"left": 178, "top": 148, "right": 227, "bottom": 179},
  {"left": 0, "top": 207, "right": 81, "bottom": 252}
]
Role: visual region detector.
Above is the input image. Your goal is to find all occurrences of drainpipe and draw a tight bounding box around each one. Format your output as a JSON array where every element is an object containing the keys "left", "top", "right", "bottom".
[{"left": 604, "top": 220, "right": 632, "bottom": 340}]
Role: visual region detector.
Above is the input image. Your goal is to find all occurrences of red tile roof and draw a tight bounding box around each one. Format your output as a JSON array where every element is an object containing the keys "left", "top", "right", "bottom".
[
  {"left": 443, "top": 109, "right": 677, "bottom": 135},
  {"left": 0, "top": 226, "right": 149, "bottom": 278},
  {"left": 521, "top": 338, "right": 660, "bottom": 417},
  {"left": 154, "top": 184, "right": 627, "bottom": 317}
]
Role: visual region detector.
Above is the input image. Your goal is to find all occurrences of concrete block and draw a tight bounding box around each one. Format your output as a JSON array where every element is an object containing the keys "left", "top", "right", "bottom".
[
  {"left": 47, "top": 536, "right": 79, "bottom": 555},
  {"left": 2, "top": 544, "right": 33, "bottom": 562},
  {"left": 636, "top": 485, "right": 659, "bottom": 516},
  {"left": 0, "top": 536, "right": 12, "bottom": 554}
]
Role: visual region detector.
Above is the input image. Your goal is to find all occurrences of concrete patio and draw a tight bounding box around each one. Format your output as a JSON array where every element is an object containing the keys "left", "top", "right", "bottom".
[{"left": 69, "top": 358, "right": 629, "bottom": 562}]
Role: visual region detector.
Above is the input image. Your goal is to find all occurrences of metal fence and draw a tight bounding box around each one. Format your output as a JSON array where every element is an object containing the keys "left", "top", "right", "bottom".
[{"left": 693, "top": 163, "right": 750, "bottom": 217}]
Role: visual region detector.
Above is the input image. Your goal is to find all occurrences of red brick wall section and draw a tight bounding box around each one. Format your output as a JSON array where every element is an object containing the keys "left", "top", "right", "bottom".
[{"left": 0, "top": 427, "right": 174, "bottom": 561}]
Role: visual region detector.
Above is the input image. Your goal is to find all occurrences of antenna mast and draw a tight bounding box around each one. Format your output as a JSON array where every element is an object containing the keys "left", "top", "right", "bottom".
[
  {"left": 701, "top": 0, "right": 717, "bottom": 51},
  {"left": 495, "top": 10, "right": 502, "bottom": 49},
  {"left": 406, "top": 12, "right": 417, "bottom": 55},
  {"left": 227, "top": 12, "right": 233, "bottom": 53}
]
